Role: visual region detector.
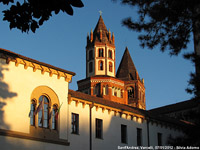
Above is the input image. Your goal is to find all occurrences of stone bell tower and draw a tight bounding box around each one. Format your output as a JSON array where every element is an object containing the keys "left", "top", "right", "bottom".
[
  {"left": 86, "top": 15, "right": 116, "bottom": 78},
  {"left": 116, "top": 47, "right": 146, "bottom": 110},
  {"left": 77, "top": 15, "right": 146, "bottom": 110}
]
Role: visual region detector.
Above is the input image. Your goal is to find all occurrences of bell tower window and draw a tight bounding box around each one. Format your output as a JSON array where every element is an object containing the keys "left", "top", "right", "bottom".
[
  {"left": 108, "top": 50, "right": 112, "bottom": 59},
  {"left": 99, "top": 48, "right": 104, "bottom": 57},
  {"left": 127, "top": 86, "right": 134, "bottom": 98},
  {"left": 109, "top": 62, "right": 113, "bottom": 72},
  {"left": 99, "top": 61, "right": 104, "bottom": 70}
]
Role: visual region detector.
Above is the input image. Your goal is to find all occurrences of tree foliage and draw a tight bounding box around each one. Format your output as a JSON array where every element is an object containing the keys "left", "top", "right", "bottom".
[
  {"left": 116, "top": 0, "right": 200, "bottom": 146},
  {"left": 0, "top": 0, "right": 84, "bottom": 33},
  {"left": 117, "top": 0, "right": 200, "bottom": 98},
  {"left": 119, "top": 0, "right": 199, "bottom": 54}
]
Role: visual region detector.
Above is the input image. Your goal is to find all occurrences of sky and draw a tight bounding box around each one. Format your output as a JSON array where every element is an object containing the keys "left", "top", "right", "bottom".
[{"left": 0, "top": 0, "right": 194, "bottom": 110}]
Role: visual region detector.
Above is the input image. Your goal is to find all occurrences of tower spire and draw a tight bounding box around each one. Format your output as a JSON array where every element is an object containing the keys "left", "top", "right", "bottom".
[{"left": 116, "top": 47, "right": 139, "bottom": 81}]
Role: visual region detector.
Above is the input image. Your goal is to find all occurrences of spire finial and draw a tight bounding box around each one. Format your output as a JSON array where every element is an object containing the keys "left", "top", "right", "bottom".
[{"left": 99, "top": 10, "right": 102, "bottom": 16}]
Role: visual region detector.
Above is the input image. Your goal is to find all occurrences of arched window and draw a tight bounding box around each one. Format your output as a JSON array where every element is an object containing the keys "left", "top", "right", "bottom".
[
  {"left": 30, "top": 85, "right": 60, "bottom": 137},
  {"left": 30, "top": 100, "right": 36, "bottom": 126},
  {"left": 127, "top": 87, "right": 134, "bottom": 98},
  {"left": 52, "top": 105, "right": 58, "bottom": 130},
  {"left": 38, "top": 95, "right": 49, "bottom": 128},
  {"left": 108, "top": 50, "right": 112, "bottom": 59},
  {"left": 109, "top": 62, "right": 113, "bottom": 72},
  {"left": 89, "top": 62, "right": 93, "bottom": 73},
  {"left": 99, "top": 61, "right": 103, "bottom": 70},
  {"left": 99, "top": 48, "right": 104, "bottom": 57}
]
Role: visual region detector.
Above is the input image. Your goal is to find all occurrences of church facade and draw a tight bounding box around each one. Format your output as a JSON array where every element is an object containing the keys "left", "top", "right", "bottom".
[{"left": 0, "top": 16, "right": 188, "bottom": 150}]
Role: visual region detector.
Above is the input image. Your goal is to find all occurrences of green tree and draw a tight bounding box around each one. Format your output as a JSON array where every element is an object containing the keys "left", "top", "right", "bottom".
[
  {"left": 116, "top": 0, "right": 200, "bottom": 98},
  {"left": 1, "top": 0, "right": 84, "bottom": 33}
]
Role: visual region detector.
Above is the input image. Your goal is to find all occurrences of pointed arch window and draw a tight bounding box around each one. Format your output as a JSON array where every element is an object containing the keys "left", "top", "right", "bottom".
[
  {"left": 99, "top": 61, "right": 104, "bottom": 70},
  {"left": 99, "top": 48, "right": 104, "bottom": 57},
  {"left": 109, "top": 62, "right": 113, "bottom": 72},
  {"left": 38, "top": 95, "right": 49, "bottom": 128}
]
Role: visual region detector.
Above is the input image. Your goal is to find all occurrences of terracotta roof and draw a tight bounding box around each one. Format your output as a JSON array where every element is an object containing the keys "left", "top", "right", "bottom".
[
  {"left": 116, "top": 47, "right": 140, "bottom": 81},
  {"left": 68, "top": 89, "right": 189, "bottom": 127},
  {"left": 0, "top": 48, "right": 76, "bottom": 76},
  {"left": 149, "top": 99, "right": 200, "bottom": 114},
  {"left": 69, "top": 89, "right": 146, "bottom": 116}
]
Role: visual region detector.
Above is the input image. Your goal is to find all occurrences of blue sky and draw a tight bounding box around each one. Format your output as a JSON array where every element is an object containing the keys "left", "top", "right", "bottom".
[{"left": 0, "top": 0, "right": 194, "bottom": 109}]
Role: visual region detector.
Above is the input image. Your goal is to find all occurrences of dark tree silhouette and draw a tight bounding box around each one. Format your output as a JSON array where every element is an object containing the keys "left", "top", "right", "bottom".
[
  {"left": 115, "top": 0, "right": 200, "bottom": 146},
  {"left": 1, "top": 0, "right": 84, "bottom": 33},
  {"left": 116, "top": 0, "right": 200, "bottom": 98}
]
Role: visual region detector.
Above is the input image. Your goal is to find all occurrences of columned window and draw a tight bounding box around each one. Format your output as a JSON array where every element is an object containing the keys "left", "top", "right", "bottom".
[{"left": 30, "top": 86, "right": 60, "bottom": 139}]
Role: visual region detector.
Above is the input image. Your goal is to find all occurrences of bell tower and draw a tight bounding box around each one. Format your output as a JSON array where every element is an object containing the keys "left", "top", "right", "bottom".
[
  {"left": 116, "top": 47, "right": 146, "bottom": 110},
  {"left": 77, "top": 15, "right": 146, "bottom": 110},
  {"left": 86, "top": 15, "right": 115, "bottom": 78}
]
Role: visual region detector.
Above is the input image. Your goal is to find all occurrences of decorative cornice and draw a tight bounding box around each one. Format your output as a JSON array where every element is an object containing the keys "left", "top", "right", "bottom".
[
  {"left": 0, "top": 53, "right": 73, "bottom": 83},
  {"left": 69, "top": 96, "right": 144, "bottom": 124},
  {"left": 91, "top": 79, "right": 124, "bottom": 86}
]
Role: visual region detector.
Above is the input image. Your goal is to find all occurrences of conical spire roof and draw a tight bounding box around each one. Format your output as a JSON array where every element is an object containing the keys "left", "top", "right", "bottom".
[
  {"left": 116, "top": 47, "right": 140, "bottom": 81},
  {"left": 87, "top": 15, "right": 115, "bottom": 47},
  {"left": 94, "top": 15, "right": 108, "bottom": 33},
  {"left": 93, "top": 15, "right": 109, "bottom": 43}
]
